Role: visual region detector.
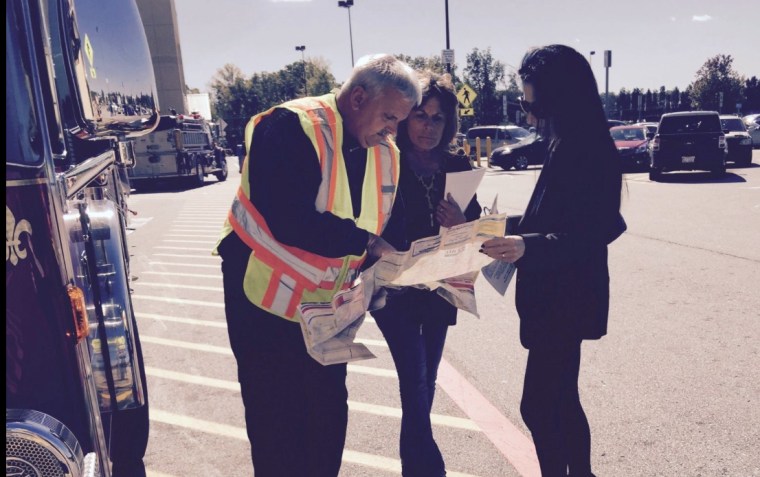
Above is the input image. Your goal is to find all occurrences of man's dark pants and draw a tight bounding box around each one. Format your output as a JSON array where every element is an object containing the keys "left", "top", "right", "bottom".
[{"left": 222, "top": 259, "right": 348, "bottom": 477}]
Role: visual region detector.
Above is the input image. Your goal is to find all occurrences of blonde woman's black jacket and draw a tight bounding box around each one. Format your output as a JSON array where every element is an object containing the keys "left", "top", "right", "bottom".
[{"left": 514, "top": 134, "right": 625, "bottom": 348}]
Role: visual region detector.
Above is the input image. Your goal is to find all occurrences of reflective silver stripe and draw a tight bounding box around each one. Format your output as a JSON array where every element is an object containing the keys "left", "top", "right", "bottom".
[
  {"left": 308, "top": 103, "right": 336, "bottom": 212},
  {"left": 269, "top": 274, "right": 298, "bottom": 316},
  {"left": 230, "top": 197, "right": 326, "bottom": 284},
  {"left": 377, "top": 143, "right": 397, "bottom": 230}
]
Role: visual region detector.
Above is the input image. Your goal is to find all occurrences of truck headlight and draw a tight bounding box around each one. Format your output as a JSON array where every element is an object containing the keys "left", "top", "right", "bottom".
[{"left": 740, "top": 137, "right": 752, "bottom": 145}]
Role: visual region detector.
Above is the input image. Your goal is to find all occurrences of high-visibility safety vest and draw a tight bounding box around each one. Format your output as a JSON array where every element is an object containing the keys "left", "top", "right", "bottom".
[{"left": 216, "top": 93, "right": 399, "bottom": 321}]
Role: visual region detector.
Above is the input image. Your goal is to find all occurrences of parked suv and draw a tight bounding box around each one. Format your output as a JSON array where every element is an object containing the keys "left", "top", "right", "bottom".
[
  {"left": 466, "top": 125, "right": 531, "bottom": 158},
  {"left": 649, "top": 111, "right": 726, "bottom": 180}
]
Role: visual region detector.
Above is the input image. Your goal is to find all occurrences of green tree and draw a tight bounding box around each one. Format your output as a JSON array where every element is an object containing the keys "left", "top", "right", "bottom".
[
  {"left": 305, "top": 57, "right": 338, "bottom": 96},
  {"left": 393, "top": 54, "right": 444, "bottom": 74},
  {"left": 210, "top": 61, "right": 337, "bottom": 146},
  {"left": 210, "top": 64, "right": 256, "bottom": 146},
  {"left": 688, "top": 54, "right": 744, "bottom": 113},
  {"left": 670, "top": 87, "right": 681, "bottom": 111},
  {"left": 616, "top": 88, "right": 631, "bottom": 119},
  {"left": 503, "top": 72, "right": 522, "bottom": 124},
  {"left": 463, "top": 48, "right": 505, "bottom": 126},
  {"left": 392, "top": 54, "right": 463, "bottom": 87},
  {"left": 680, "top": 86, "right": 693, "bottom": 111},
  {"left": 742, "top": 76, "right": 760, "bottom": 113}
]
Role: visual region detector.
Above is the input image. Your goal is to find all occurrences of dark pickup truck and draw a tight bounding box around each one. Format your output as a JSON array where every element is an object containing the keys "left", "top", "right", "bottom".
[{"left": 649, "top": 111, "right": 727, "bottom": 180}]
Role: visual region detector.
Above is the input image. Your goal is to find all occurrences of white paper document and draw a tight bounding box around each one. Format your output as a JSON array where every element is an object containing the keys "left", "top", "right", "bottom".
[
  {"left": 481, "top": 260, "right": 516, "bottom": 296},
  {"left": 478, "top": 194, "right": 517, "bottom": 296},
  {"left": 298, "top": 214, "right": 507, "bottom": 365},
  {"left": 443, "top": 168, "right": 486, "bottom": 212}
]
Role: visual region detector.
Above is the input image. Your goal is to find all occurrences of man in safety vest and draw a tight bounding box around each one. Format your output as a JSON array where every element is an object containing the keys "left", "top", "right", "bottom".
[{"left": 214, "top": 54, "right": 421, "bottom": 476}]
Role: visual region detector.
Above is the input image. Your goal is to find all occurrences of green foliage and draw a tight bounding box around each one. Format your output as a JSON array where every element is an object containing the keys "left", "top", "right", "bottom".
[
  {"left": 209, "top": 60, "right": 337, "bottom": 145},
  {"left": 744, "top": 76, "right": 760, "bottom": 113},
  {"left": 463, "top": 48, "right": 505, "bottom": 127},
  {"left": 688, "top": 54, "right": 744, "bottom": 113},
  {"left": 207, "top": 51, "right": 758, "bottom": 144}
]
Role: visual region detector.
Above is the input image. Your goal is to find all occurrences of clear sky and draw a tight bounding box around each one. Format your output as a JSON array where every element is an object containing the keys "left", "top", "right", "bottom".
[{"left": 175, "top": 0, "right": 758, "bottom": 94}]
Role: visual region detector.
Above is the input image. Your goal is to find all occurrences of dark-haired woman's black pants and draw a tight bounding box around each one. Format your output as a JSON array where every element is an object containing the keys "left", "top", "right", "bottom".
[{"left": 521, "top": 339, "right": 596, "bottom": 477}]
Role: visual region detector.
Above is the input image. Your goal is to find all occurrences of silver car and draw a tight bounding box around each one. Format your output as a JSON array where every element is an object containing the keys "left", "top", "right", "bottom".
[{"left": 742, "top": 114, "right": 760, "bottom": 148}]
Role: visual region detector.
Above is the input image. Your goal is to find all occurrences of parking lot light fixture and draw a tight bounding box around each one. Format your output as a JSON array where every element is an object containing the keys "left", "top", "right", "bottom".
[
  {"left": 337, "top": 0, "right": 355, "bottom": 67},
  {"left": 295, "top": 45, "right": 307, "bottom": 96}
]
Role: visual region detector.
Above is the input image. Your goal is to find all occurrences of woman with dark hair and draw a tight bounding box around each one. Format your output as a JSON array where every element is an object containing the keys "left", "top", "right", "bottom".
[
  {"left": 371, "top": 70, "right": 481, "bottom": 477},
  {"left": 482, "top": 45, "right": 626, "bottom": 476}
]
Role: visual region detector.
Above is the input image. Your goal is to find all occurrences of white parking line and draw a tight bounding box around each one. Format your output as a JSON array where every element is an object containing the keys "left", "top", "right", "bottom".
[
  {"left": 146, "top": 470, "right": 176, "bottom": 477},
  {"left": 132, "top": 295, "right": 224, "bottom": 308},
  {"left": 148, "top": 261, "right": 218, "bottom": 268},
  {"left": 164, "top": 234, "right": 220, "bottom": 238},
  {"left": 347, "top": 365, "right": 397, "bottom": 378},
  {"left": 170, "top": 223, "right": 222, "bottom": 228},
  {"left": 141, "top": 335, "right": 231, "bottom": 354},
  {"left": 149, "top": 409, "right": 481, "bottom": 477},
  {"left": 145, "top": 367, "right": 478, "bottom": 431},
  {"left": 154, "top": 246, "right": 215, "bottom": 252},
  {"left": 140, "top": 334, "right": 397, "bottom": 380},
  {"left": 355, "top": 338, "right": 387, "bottom": 348},
  {"left": 152, "top": 253, "right": 219, "bottom": 260},
  {"left": 162, "top": 239, "right": 217, "bottom": 244},
  {"left": 136, "top": 312, "right": 227, "bottom": 328},
  {"left": 134, "top": 282, "right": 223, "bottom": 292},
  {"left": 140, "top": 271, "right": 220, "bottom": 279},
  {"left": 167, "top": 229, "right": 221, "bottom": 233}
]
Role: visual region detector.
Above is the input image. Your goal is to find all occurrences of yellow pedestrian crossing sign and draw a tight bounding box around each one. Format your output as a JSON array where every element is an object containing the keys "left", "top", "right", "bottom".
[
  {"left": 459, "top": 108, "right": 474, "bottom": 116},
  {"left": 457, "top": 84, "right": 477, "bottom": 108}
]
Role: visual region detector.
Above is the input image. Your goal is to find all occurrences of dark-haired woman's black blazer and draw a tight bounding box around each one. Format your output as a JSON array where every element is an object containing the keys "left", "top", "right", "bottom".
[{"left": 513, "top": 134, "right": 625, "bottom": 348}]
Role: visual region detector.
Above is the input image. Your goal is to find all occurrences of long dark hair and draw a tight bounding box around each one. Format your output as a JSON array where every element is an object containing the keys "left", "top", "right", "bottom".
[
  {"left": 395, "top": 70, "right": 459, "bottom": 155},
  {"left": 518, "top": 45, "right": 608, "bottom": 140}
]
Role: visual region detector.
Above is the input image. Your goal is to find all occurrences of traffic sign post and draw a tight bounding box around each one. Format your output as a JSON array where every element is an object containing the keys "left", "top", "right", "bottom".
[
  {"left": 457, "top": 84, "right": 477, "bottom": 108},
  {"left": 442, "top": 49, "right": 455, "bottom": 70}
]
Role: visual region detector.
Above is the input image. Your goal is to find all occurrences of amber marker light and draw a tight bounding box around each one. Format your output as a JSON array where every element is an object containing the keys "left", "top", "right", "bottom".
[{"left": 67, "top": 285, "right": 89, "bottom": 342}]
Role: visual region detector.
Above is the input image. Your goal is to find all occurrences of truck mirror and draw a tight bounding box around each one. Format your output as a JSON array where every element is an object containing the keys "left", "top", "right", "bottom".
[{"left": 62, "top": 0, "right": 159, "bottom": 138}]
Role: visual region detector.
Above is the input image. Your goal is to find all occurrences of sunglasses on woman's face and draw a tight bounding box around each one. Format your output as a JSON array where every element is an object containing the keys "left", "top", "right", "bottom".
[{"left": 519, "top": 97, "right": 535, "bottom": 115}]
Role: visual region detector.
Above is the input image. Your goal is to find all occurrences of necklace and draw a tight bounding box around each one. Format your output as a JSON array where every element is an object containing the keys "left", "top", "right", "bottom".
[{"left": 414, "top": 171, "right": 439, "bottom": 227}]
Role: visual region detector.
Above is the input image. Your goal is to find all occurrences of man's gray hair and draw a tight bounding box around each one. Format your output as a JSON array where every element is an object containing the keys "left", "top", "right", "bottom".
[{"left": 340, "top": 54, "right": 421, "bottom": 106}]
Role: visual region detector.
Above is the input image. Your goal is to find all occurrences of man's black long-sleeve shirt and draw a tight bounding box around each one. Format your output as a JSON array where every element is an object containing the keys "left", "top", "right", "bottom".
[{"left": 218, "top": 106, "right": 371, "bottom": 261}]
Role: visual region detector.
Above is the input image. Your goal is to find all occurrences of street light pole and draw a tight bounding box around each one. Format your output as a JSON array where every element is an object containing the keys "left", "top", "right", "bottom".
[
  {"left": 604, "top": 50, "right": 612, "bottom": 117},
  {"left": 338, "top": 0, "right": 355, "bottom": 67},
  {"left": 295, "top": 45, "right": 307, "bottom": 96},
  {"left": 445, "top": 0, "right": 451, "bottom": 74}
]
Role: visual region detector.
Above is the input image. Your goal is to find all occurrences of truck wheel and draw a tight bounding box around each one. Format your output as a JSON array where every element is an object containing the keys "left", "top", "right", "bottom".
[
  {"left": 215, "top": 158, "right": 228, "bottom": 182},
  {"left": 711, "top": 163, "right": 726, "bottom": 177},
  {"left": 192, "top": 159, "right": 204, "bottom": 187},
  {"left": 737, "top": 155, "right": 752, "bottom": 167}
]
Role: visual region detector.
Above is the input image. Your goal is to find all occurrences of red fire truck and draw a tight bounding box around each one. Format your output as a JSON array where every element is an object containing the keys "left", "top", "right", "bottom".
[{"left": 6, "top": 0, "right": 155, "bottom": 475}]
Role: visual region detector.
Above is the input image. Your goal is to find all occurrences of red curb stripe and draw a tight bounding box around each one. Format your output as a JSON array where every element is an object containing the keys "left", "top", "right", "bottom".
[{"left": 437, "top": 358, "right": 541, "bottom": 477}]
